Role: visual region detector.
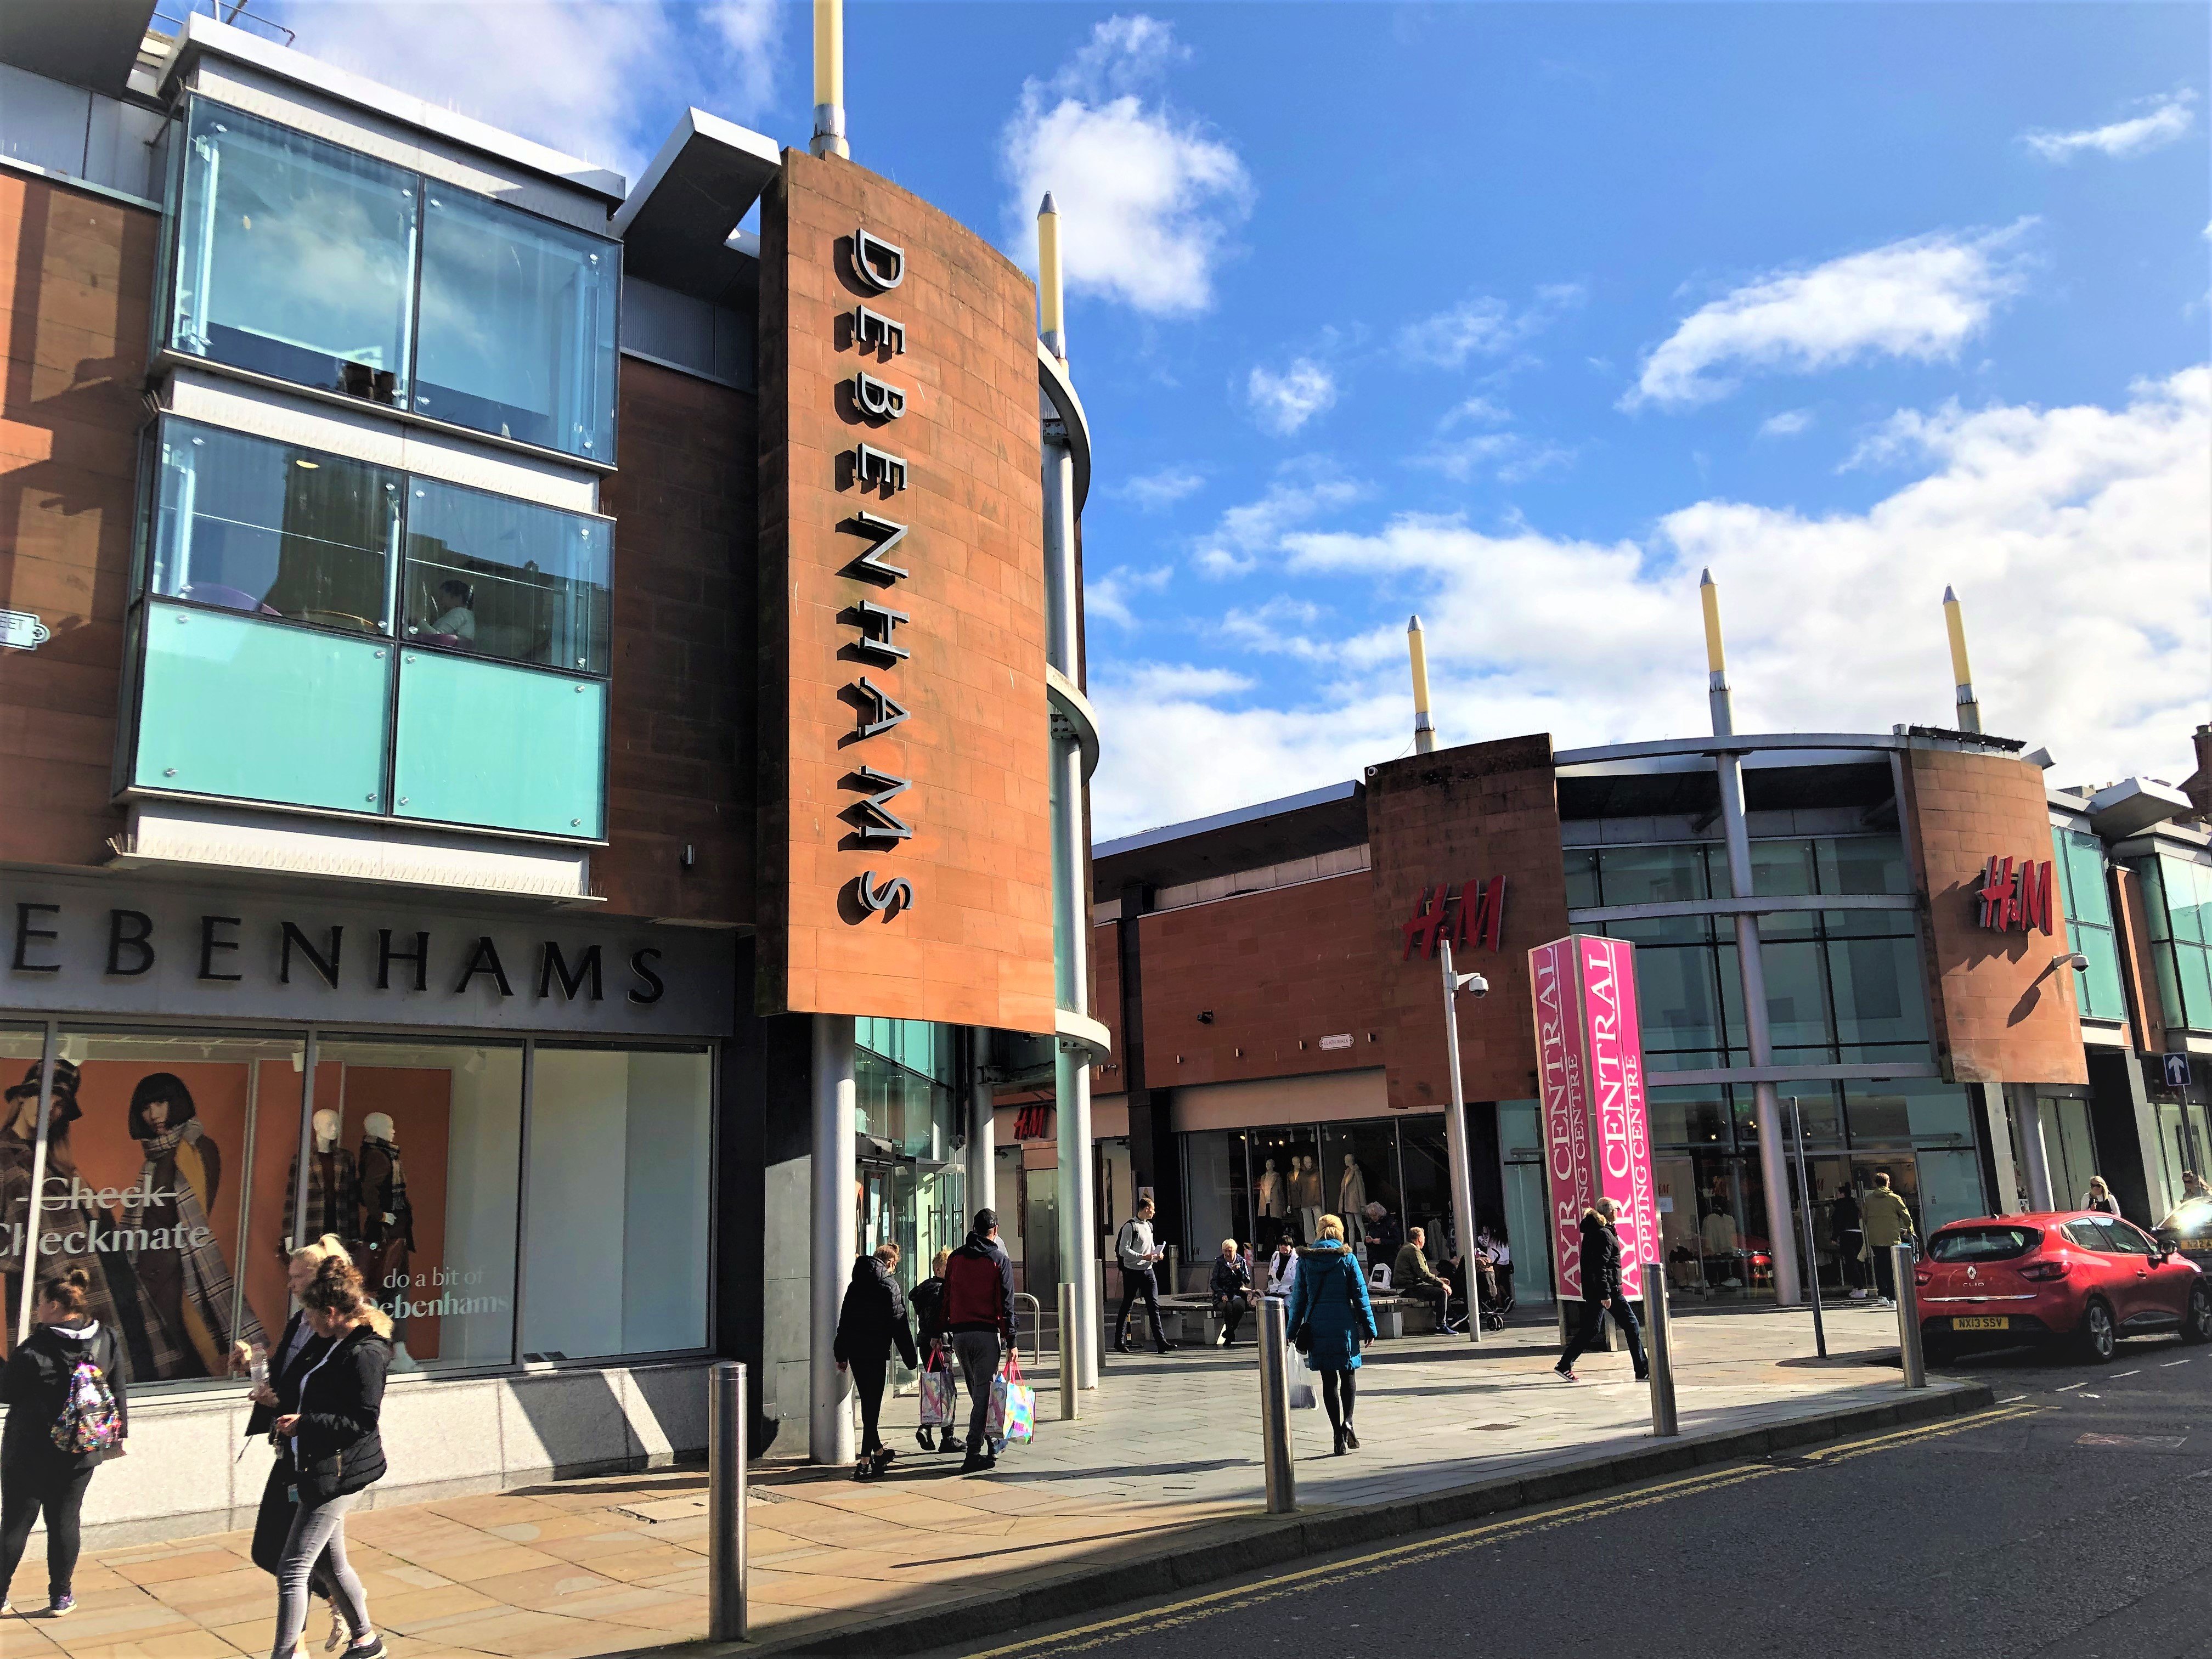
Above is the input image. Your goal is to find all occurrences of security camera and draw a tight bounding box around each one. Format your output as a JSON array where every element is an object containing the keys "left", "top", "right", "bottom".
[
  {"left": 2051, "top": 951, "right": 2090, "bottom": 974},
  {"left": 1455, "top": 973, "right": 1489, "bottom": 998}
]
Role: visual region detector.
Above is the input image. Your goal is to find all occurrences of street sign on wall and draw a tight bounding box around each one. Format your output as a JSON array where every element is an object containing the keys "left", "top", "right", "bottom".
[{"left": 1528, "top": 933, "right": 1659, "bottom": 1301}]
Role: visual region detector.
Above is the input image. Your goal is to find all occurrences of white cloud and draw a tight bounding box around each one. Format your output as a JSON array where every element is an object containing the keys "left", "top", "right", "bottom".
[
  {"left": 1409, "top": 433, "right": 1574, "bottom": 484},
  {"left": 1444, "top": 396, "right": 1512, "bottom": 429},
  {"left": 1118, "top": 467, "right": 1206, "bottom": 511},
  {"left": 2024, "top": 92, "right": 2196, "bottom": 162},
  {"left": 1246, "top": 359, "right": 1338, "bottom": 435},
  {"left": 1397, "top": 284, "right": 1585, "bottom": 369},
  {"left": 1090, "top": 369, "right": 2210, "bottom": 837},
  {"left": 1218, "top": 595, "right": 1333, "bottom": 660},
  {"left": 1626, "top": 224, "right": 2033, "bottom": 410},
  {"left": 273, "top": 0, "right": 781, "bottom": 179},
  {"left": 1758, "top": 409, "right": 1814, "bottom": 439},
  {"left": 1001, "top": 16, "right": 1252, "bottom": 315},
  {"left": 1193, "top": 475, "right": 1366, "bottom": 577},
  {"left": 1086, "top": 565, "right": 1173, "bottom": 628}
]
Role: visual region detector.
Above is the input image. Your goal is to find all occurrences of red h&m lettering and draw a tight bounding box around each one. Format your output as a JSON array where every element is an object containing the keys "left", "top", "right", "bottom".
[
  {"left": 2013, "top": 859, "right": 2053, "bottom": 935},
  {"left": 1977, "top": 856, "right": 2016, "bottom": 930},
  {"left": 1976, "top": 855, "right": 2055, "bottom": 935},
  {"left": 1453, "top": 875, "right": 1507, "bottom": 952}
]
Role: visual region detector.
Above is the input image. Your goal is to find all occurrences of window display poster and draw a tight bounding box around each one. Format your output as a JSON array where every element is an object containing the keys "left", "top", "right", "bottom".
[
  {"left": 336, "top": 1066, "right": 451, "bottom": 1359},
  {"left": 0, "top": 1058, "right": 275, "bottom": 1379}
]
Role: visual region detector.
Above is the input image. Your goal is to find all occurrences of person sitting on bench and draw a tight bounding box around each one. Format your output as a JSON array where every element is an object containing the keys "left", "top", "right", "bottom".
[{"left": 1393, "top": 1229, "right": 1451, "bottom": 1322}]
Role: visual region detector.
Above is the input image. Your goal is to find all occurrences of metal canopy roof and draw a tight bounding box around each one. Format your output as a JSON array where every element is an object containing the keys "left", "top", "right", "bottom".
[
  {"left": 614, "top": 108, "right": 780, "bottom": 298},
  {"left": 1, "top": 0, "right": 155, "bottom": 97}
]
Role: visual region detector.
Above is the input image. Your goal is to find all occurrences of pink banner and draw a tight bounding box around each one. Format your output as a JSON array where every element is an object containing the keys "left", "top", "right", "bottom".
[{"left": 1528, "top": 934, "right": 1656, "bottom": 1300}]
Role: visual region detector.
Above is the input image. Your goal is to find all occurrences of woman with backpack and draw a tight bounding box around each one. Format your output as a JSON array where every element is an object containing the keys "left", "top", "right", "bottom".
[
  {"left": 1286, "top": 1215, "right": 1376, "bottom": 1457},
  {"left": 0, "top": 1266, "right": 128, "bottom": 1616},
  {"left": 267, "top": 1254, "right": 393, "bottom": 1659}
]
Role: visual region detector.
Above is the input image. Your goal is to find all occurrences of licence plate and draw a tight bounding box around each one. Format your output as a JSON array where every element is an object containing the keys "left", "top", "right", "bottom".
[{"left": 1952, "top": 1316, "right": 2010, "bottom": 1331}]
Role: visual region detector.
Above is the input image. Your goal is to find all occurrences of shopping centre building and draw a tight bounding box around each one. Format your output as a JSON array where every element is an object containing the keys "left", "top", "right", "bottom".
[
  {"left": 1011, "top": 721, "right": 2212, "bottom": 1313},
  {"left": 0, "top": 1, "right": 1102, "bottom": 1538}
]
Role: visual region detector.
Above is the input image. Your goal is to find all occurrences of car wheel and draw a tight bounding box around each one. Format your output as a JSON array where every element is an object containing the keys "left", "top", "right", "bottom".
[
  {"left": 2182, "top": 1282, "right": 2212, "bottom": 1345},
  {"left": 2075, "top": 1297, "right": 2117, "bottom": 1364}
]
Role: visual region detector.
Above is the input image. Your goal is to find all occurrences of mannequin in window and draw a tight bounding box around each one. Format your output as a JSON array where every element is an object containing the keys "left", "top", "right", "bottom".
[
  {"left": 1291, "top": 1155, "right": 1324, "bottom": 1243},
  {"left": 120, "top": 1071, "right": 266, "bottom": 1379},
  {"left": 357, "top": 1111, "right": 416, "bottom": 1370},
  {"left": 281, "top": 1108, "right": 359, "bottom": 1257},
  {"left": 421, "top": 578, "right": 476, "bottom": 647},
  {"left": 0, "top": 1060, "right": 122, "bottom": 1345},
  {"left": 1256, "top": 1158, "right": 1285, "bottom": 1248},
  {"left": 1338, "top": 1155, "right": 1368, "bottom": 1246}
]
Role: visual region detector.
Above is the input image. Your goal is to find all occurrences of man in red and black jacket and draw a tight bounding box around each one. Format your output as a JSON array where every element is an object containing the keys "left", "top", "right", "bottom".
[{"left": 941, "top": 1209, "right": 1016, "bottom": 1471}]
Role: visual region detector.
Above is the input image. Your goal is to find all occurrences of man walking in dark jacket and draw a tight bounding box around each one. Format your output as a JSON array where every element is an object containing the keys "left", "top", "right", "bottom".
[
  {"left": 1555, "top": 1198, "right": 1650, "bottom": 1384},
  {"left": 940, "top": 1210, "right": 1015, "bottom": 1472}
]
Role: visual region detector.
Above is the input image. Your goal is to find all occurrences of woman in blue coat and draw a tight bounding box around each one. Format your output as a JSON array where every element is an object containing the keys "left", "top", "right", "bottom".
[{"left": 1288, "top": 1215, "right": 1378, "bottom": 1455}]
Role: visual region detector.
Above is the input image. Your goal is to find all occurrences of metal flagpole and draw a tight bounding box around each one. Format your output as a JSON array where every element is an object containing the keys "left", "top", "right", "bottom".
[
  {"left": 1438, "top": 940, "right": 1481, "bottom": 1344},
  {"left": 1788, "top": 1096, "right": 1827, "bottom": 1359}
]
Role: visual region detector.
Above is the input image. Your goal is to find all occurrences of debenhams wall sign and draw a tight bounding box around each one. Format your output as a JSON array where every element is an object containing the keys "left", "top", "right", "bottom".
[{"left": 0, "top": 877, "right": 735, "bottom": 1036}]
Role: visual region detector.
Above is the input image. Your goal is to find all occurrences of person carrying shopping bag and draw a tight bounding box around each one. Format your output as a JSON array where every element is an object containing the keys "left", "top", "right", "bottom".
[
  {"left": 909, "top": 1248, "right": 960, "bottom": 1453},
  {"left": 1555, "top": 1198, "right": 1650, "bottom": 1385},
  {"left": 1286, "top": 1215, "right": 1376, "bottom": 1456},
  {"left": 267, "top": 1254, "right": 392, "bottom": 1659},
  {"left": 0, "top": 1268, "right": 128, "bottom": 1618},
  {"left": 833, "top": 1243, "right": 917, "bottom": 1480},
  {"left": 1860, "top": 1172, "right": 1917, "bottom": 1309},
  {"left": 941, "top": 1209, "right": 1016, "bottom": 1474}
]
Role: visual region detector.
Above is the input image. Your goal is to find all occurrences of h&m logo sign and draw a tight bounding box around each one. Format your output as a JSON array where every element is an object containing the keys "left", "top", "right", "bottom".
[
  {"left": 1976, "top": 855, "right": 2053, "bottom": 935},
  {"left": 1400, "top": 877, "right": 1508, "bottom": 960}
]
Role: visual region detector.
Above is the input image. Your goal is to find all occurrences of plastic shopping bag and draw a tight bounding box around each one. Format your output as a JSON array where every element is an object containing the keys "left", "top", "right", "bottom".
[
  {"left": 988, "top": 1350, "right": 1036, "bottom": 1446},
  {"left": 917, "top": 1345, "right": 956, "bottom": 1429},
  {"left": 1285, "top": 1342, "right": 1317, "bottom": 1411}
]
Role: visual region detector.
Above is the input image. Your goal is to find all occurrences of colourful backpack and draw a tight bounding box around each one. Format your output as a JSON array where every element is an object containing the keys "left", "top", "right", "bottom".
[{"left": 50, "top": 1355, "right": 122, "bottom": 1456}]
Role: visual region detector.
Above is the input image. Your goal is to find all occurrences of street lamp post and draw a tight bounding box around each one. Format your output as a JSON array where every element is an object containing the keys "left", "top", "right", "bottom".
[{"left": 1438, "top": 939, "right": 1485, "bottom": 1345}]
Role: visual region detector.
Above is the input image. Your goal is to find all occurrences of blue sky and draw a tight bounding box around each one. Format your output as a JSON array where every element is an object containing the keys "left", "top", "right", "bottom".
[{"left": 276, "top": 1, "right": 2210, "bottom": 836}]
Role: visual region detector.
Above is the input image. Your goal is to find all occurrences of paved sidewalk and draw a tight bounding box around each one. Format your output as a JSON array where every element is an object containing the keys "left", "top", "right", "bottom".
[{"left": 0, "top": 1302, "right": 1972, "bottom": 1659}]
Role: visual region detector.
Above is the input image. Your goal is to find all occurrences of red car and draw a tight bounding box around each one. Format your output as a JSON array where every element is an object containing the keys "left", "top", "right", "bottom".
[{"left": 1915, "top": 1211, "right": 2212, "bottom": 1364}]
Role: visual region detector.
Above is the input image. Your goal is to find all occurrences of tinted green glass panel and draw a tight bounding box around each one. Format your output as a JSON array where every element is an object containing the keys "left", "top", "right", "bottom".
[
  {"left": 2162, "top": 857, "right": 2206, "bottom": 944},
  {"left": 1761, "top": 938, "right": 1833, "bottom": 1049},
  {"left": 392, "top": 653, "right": 604, "bottom": 836},
  {"left": 2070, "top": 922, "right": 2126, "bottom": 1022},
  {"left": 1647, "top": 1084, "right": 1729, "bottom": 1147},
  {"left": 2056, "top": 830, "right": 2114, "bottom": 928},
  {"left": 1598, "top": 844, "right": 1709, "bottom": 906},
  {"left": 403, "top": 477, "right": 611, "bottom": 672},
  {"left": 1816, "top": 835, "right": 1910, "bottom": 896},
  {"left": 1750, "top": 838, "right": 1816, "bottom": 938},
  {"left": 136, "top": 602, "right": 390, "bottom": 810},
  {"left": 2132, "top": 857, "right": 2174, "bottom": 943},
  {"left": 1606, "top": 913, "right": 1712, "bottom": 945},
  {"left": 1563, "top": 848, "right": 1601, "bottom": 910},
  {"left": 2176, "top": 944, "right": 2212, "bottom": 1032},
  {"left": 1828, "top": 935, "right": 1930, "bottom": 1046},
  {"left": 1632, "top": 945, "right": 1724, "bottom": 1051}
]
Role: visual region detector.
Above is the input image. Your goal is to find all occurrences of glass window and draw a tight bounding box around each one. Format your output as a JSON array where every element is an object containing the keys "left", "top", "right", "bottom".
[
  {"left": 1322, "top": 1121, "right": 1402, "bottom": 1264},
  {"left": 1844, "top": 1079, "right": 1968, "bottom": 1144},
  {"left": 170, "top": 102, "right": 416, "bottom": 403},
  {"left": 1647, "top": 1084, "right": 1728, "bottom": 1147},
  {"left": 1563, "top": 847, "right": 1601, "bottom": 910},
  {"left": 1597, "top": 844, "right": 1709, "bottom": 907},
  {"left": 1396, "top": 1115, "right": 1458, "bottom": 1259},
  {"left": 151, "top": 421, "right": 399, "bottom": 631},
  {"left": 1816, "top": 835, "right": 1911, "bottom": 896},
  {"left": 1632, "top": 945, "right": 1725, "bottom": 1052},
  {"left": 521, "top": 1046, "right": 710, "bottom": 1360},
  {"left": 306, "top": 1037, "right": 522, "bottom": 1372},
  {"left": 1607, "top": 914, "right": 1712, "bottom": 946},
  {"left": 1927, "top": 1226, "right": 2039, "bottom": 1262},
  {"left": 1828, "top": 935, "right": 1930, "bottom": 1048},
  {"left": 1182, "top": 1131, "right": 1250, "bottom": 1262},
  {"left": 1760, "top": 938, "right": 1834, "bottom": 1052},
  {"left": 2097, "top": 1218, "right": 2155, "bottom": 1256},
  {"left": 1497, "top": 1101, "right": 1543, "bottom": 1161},
  {"left": 13, "top": 1032, "right": 305, "bottom": 1385},
  {"left": 402, "top": 479, "right": 611, "bottom": 672},
  {"left": 414, "top": 186, "right": 618, "bottom": 459},
  {"left": 1750, "top": 838, "right": 1817, "bottom": 938},
  {"left": 1500, "top": 1161, "right": 1552, "bottom": 1305},
  {"left": 1915, "top": 1150, "right": 1985, "bottom": 1233},
  {"left": 2159, "top": 857, "right": 2207, "bottom": 944}
]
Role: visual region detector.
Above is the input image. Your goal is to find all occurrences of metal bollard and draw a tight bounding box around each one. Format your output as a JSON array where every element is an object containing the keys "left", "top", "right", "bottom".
[
  {"left": 1256, "top": 1296, "right": 1297, "bottom": 1514},
  {"left": 707, "top": 1361, "right": 747, "bottom": 1642},
  {"left": 1893, "top": 1244, "right": 1926, "bottom": 1389},
  {"left": 1058, "top": 1280, "right": 1079, "bottom": 1420},
  {"left": 1642, "top": 1268, "right": 1678, "bottom": 1438}
]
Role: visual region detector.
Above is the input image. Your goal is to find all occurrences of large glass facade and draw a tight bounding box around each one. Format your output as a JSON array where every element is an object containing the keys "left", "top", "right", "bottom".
[
  {"left": 132, "top": 419, "right": 613, "bottom": 836},
  {"left": 1180, "top": 1114, "right": 1454, "bottom": 1264},
  {"left": 0, "top": 1028, "right": 709, "bottom": 1387},
  {"left": 165, "top": 99, "right": 618, "bottom": 461},
  {"left": 853, "top": 1020, "right": 964, "bottom": 1314},
  {"left": 2135, "top": 854, "right": 2212, "bottom": 1034}
]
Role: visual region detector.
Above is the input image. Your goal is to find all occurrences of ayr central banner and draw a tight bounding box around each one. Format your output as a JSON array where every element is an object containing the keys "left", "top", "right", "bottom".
[{"left": 1528, "top": 933, "right": 1658, "bottom": 1301}]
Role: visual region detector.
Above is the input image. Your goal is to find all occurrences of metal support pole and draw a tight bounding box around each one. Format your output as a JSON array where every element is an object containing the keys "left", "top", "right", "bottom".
[
  {"left": 1058, "top": 1280, "right": 1078, "bottom": 1420},
  {"left": 1715, "top": 747, "right": 1801, "bottom": 1306},
  {"left": 708, "top": 1362, "right": 747, "bottom": 1643},
  {"left": 809, "top": 1014, "right": 856, "bottom": 1465},
  {"left": 2011, "top": 1084, "right": 2056, "bottom": 1213},
  {"left": 1256, "top": 1297, "right": 1296, "bottom": 1514},
  {"left": 1643, "top": 1267, "right": 1678, "bottom": 1437},
  {"left": 967, "top": 1028, "right": 996, "bottom": 1221},
  {"left": 1438, "top": 940, "right": 1482, "bottom": 1344},
  {"left": 1788, "top": 1098, "right": 1828, "bottom": 1359},
  {"left": 13, "top": 1024, "right": 57, "bottom": 1346},
  {"left": 1893, "top": 1244, "right": 1926, "bottom": 1387}
]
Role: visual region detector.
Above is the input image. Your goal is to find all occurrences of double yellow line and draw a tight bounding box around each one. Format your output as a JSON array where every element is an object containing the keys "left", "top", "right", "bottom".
[{"left": 964, "top": 1404, "right": 2045, "bottom": 1658}]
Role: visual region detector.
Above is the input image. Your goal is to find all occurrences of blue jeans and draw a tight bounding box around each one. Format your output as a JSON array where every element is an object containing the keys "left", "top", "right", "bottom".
[{"left": 1561, "top": 1293, "right": 1649, "bottom": 1375}]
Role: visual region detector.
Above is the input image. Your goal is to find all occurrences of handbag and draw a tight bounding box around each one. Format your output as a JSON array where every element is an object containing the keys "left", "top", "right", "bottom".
[
  {"left": 916, "top": 1343, "right": 956, "bottom": 1429},
  {"left": 988, "top": 1348, "right": 1035, "bottom": 1446}
]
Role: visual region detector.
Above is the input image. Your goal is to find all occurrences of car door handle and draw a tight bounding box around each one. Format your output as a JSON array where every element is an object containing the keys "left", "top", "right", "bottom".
[{"left": 2136, "top": 1270, "right": 2151, "bottom": 1278}]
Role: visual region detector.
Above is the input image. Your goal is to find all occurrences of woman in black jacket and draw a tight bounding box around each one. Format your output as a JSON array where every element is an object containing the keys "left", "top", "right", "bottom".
[
  {"left": 0, "top": 1267, "right": 127, "bottom": 1616},
  {"left": 268, "top": 1254, "right": 393, "bottom": 1659},
  {"left": 1555, "top": 1199, "right": 1650, "bottom": 1384},
  {"left": 833, "top": 1243, "right": 917, "bottom": 1478},
  {"left": 909, "top": 1248, "right": 958, "bottom": 1454}
]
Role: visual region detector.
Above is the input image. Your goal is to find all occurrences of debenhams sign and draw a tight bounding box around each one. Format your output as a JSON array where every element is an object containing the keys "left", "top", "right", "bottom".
[{"left": 0, "top": 876, "right": 733, "bottom": 1035}]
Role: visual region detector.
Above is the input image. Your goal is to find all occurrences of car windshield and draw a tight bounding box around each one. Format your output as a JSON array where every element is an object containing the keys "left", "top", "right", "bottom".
[
  {"left": 1928, "top": 1226, "right": 2042, "bottom": 1262},
  {"left": 2155, "top": 1198, "right": 2212, "bottom": 1237}
]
